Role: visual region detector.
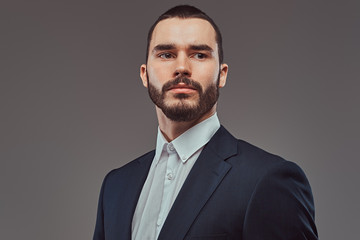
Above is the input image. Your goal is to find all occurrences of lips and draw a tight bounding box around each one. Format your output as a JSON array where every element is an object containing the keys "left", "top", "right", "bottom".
[
  {"left": 168, "top": 84, "right": 197, "bottom": 90},
  {"left": 162, "top": 76, "right": 202, "bottom": 94},
  {"left": 168, "top": 84, "right": 197, "bottom": 94}
]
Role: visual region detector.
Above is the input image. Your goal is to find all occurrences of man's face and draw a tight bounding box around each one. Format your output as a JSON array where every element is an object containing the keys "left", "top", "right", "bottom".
[{"left": 140, "top": 18, "right": 228, "bottom": 122}]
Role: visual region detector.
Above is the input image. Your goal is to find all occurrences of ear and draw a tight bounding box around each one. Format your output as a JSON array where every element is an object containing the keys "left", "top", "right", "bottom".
[
  {"left": 140, "top": 64, "right": 148, "bottom": 88},
  {"left": 218, "top": 63, "right": 228, "bottom": 88}
]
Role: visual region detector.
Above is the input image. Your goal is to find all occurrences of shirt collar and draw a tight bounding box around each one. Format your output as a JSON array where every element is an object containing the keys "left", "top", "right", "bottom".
[{"left": 154, "top": 113, "right": 220, "bottom": 164}]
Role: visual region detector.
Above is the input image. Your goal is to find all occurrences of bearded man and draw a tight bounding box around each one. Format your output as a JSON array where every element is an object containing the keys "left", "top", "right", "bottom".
[{"left": 93, "top": 5, "right": 318, "bottom": 240}]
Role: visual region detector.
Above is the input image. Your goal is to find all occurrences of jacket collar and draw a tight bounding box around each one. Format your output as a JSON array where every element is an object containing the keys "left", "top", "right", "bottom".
[{"left": 158, "top": 125, "right": 238, "bottom": 240}]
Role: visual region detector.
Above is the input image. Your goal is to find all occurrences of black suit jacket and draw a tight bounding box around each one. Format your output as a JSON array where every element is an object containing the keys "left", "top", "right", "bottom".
[{"left": 93, "top": 126, "right": 318, "bottom": 240}]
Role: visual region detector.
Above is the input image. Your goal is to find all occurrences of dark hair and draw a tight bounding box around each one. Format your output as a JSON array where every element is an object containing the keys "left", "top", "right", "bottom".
[{"left": 146, "top": 5, "right": 224, "bottom": 63}]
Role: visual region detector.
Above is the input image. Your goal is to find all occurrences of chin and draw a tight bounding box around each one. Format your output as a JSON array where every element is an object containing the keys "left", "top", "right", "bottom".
[{"left": 165, "top": 98, "right": 198, "bottom": 108}]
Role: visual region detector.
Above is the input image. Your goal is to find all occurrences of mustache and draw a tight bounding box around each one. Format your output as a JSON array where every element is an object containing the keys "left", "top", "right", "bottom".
[{"left": 162, "top": 76, "right": 203, "bottom": 93}]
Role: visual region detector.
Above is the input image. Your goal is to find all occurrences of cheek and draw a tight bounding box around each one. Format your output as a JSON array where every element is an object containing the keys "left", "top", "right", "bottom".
[
  {"left": 147, "top": 66, "right": 169, "bottom": 88},
  {"left": 195, "top": 63, "right": 220, "bottom": 84}
]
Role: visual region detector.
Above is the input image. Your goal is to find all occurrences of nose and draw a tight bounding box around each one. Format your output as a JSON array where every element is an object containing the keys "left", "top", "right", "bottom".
[{"left": 174, "top": 53, "right": 191, "bottom": 77}]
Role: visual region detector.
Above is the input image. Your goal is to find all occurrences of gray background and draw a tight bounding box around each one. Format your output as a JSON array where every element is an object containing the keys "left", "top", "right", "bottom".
[{"left": 1, "top": 0, "right": 359, "bottom": 239}]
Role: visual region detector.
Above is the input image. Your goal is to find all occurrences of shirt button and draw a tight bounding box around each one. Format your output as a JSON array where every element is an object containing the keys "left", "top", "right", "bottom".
[
  {"left": 182, "top": 156, "right": 187, "bottom": 160},
  {"left": 168, "top": 143, "right": 175, "bottom": 151},
  {"left": 167, "top": 172, "right": 173, "bottom": 180}
]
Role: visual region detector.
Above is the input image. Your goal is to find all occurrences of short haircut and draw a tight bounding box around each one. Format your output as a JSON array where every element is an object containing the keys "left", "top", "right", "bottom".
[{"left": 146, "top": 5, "right": 224, "bottom": 64}]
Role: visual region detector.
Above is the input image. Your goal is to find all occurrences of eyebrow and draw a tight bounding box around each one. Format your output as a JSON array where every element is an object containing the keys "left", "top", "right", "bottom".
[
  {"left": 152, "top": 44, "right": 176, "bottom": 53},
  {"left": 152, "top": 44, "right": 214, "bottom": 53},
  {"left": 189, "top": 44, "right": 213, "bottom": 52}
]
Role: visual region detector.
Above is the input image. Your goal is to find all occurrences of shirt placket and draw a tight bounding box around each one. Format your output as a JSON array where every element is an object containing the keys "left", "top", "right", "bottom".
[{"left": 156, "top": 143, "right": 179, "bottom": 238}]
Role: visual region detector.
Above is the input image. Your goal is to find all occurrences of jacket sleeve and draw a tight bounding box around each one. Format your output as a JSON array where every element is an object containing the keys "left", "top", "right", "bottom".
[
  {"left": 93, "top": 173, "right": 108, "bottom": 240},
  {"left": 243, "top": 161, "right": 318, "bottom": 240}
]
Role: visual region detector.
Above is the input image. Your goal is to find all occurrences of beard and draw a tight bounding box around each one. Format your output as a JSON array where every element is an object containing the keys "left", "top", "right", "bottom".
[{"left": 147, "top": 74, "right": 220, "bottom": 122}]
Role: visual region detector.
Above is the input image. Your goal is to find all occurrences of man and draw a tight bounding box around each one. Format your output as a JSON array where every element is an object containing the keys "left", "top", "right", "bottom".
[{"left": 93, "top": 5, "right": 318, "bottom": 240}]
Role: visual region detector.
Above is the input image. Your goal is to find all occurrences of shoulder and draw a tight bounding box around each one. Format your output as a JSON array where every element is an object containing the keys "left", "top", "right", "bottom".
[
  {"left": 218, "top": 129, "right": 311, "bottom": 194},
  {"left": 240, "top": 142, "right": 317, "bottom": 238},
  {"left": 237, "top": 138, "right": 309, "bottom": 184},
  {"left": 102, "top": 150, "right": 155, "bottom": 185},
  {"left": 234, "top": 138, "right": 315, "bottom": 210},
  {"left": 236, "top": 138, "right": 294, "bottom": 169},
  {"left": 240, "top": 138, "right": 306, "bottom": 175},
  {"left": 210, "top": 125, "right": 306, "bottom": 178},
  {"left": 212, "top": 128, "right": 317, "bottom": 238}
]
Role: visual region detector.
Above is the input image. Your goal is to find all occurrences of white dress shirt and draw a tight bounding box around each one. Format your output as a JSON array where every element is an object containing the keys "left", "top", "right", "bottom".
[{"left": 131, "top": 113, "right": 220, "bottom": 240}]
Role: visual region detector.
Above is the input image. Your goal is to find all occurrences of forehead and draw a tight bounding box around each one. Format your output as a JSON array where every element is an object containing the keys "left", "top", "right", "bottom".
[{"left": 150, "top": 18, "right": 218, "bottom": 50}]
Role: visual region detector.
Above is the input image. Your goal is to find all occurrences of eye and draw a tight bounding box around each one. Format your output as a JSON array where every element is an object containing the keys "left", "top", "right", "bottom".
[
  {"left": 158, "top": 53, "right": 174, "bottom": 59},
  {"left": 193, "top": 53, "right": 207, "bottom": 59}
]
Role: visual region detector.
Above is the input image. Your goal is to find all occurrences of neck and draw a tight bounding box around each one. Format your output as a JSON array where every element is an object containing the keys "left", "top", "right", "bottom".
[{"left": 156, "top": 105, "right": 217, "bottom": 142}]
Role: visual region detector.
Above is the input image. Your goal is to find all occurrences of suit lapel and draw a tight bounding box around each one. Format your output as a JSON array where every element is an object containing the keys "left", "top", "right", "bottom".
[
  {"left": 158, "top": 126, "right": 238, "bottom": 240},
  {"left": 115, "top": 151, "right": 154, "bottom": 240}
]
